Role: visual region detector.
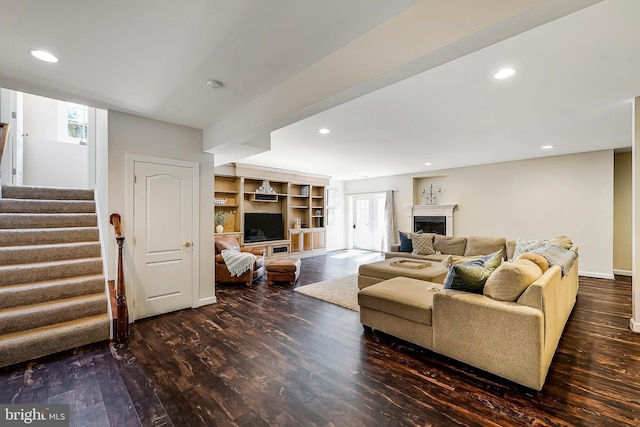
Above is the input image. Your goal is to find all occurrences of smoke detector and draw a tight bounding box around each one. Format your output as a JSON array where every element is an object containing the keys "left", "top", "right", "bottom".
[{"left": 206, "top": 79, "right": 223, "bottom": 89}]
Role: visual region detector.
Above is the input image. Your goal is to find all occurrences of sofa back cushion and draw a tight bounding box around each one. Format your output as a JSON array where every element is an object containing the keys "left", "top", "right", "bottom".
[
  {"left": 483, "top": 258, "right": 543, "bottom": 301},
  {"left": 464, "top": 236, "right": 506, "bottom": 258},
  {"left": 215, "top": 235, "right": 241, "bottom": 254},
  {"left": 434, "top": 235, "right": 467, "bottom": 256}
]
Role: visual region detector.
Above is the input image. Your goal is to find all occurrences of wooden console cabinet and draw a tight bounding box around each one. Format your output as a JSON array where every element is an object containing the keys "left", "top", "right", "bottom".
[{"left": 214, "top": 163, "right": 329, "bottom": 258}]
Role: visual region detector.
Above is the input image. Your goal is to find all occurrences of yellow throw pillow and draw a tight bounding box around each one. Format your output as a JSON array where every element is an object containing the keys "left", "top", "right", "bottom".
[
  {"left": 548, "top": 235, "right": 573, "bottom": 249},
  {"left": 516, "top": 252, "right": 550, "bottom": 273},
  {"left": 483, "top": 259, "right": 543, "bottom": 302}
]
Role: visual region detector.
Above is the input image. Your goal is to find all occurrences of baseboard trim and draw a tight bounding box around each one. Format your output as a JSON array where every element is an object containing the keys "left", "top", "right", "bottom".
[
  {"left": 629, "top": 318, "right": 640, "bottom": 333},
  {"left": 198, "top": 296, "right": 217, "bottom": 307},
  {"left": 613, "top": 269, "right": 632, "bottom": 277},
  {"left": 578, "top": 270, "right": 615, "bottom": 280}
]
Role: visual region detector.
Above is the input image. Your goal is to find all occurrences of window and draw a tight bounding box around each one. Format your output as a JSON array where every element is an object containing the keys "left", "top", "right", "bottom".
[{"left": 66, "top": 103, "right": 88, "bottom": 141}]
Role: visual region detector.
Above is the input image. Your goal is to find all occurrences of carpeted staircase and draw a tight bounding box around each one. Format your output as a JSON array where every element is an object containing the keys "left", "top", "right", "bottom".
[{"left": 0, "top": 185, "right": 110, "bottom": 368}]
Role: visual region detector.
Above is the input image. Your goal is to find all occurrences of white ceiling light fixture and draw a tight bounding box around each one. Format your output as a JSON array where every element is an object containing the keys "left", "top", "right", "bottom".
[
  {"left": 206, "top": 79, "right": 223, "bottom": 89},
  {"left": 318, "top": 128, "right": 331, "bottom": 134},
  {"left": 494, "top": 67, "right": 516, "bottom": 79},
  {"left": 424, "top": 162, "right": 432, "bottom": 166},
  {"left": 30, "top": 49, "right": 59, "bottom": 63},
  {"left": 542, "top": 144, "right": 555, "bottom": 149}
]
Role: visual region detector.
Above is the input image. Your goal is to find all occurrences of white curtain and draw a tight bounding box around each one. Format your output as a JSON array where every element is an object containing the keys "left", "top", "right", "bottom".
[{"left": 384, "top": 190, "right": 396, "bottom": 252}]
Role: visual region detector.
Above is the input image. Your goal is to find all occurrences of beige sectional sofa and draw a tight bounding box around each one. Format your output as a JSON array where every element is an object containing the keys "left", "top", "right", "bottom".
[{"left": 358, "top": 234, "right": 578, "bottom": 391}]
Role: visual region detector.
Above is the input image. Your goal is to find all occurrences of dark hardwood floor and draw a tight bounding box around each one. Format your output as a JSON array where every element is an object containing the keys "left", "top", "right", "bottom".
[{"left": 2, "top": 249, "right": 640, "bottom": 426}]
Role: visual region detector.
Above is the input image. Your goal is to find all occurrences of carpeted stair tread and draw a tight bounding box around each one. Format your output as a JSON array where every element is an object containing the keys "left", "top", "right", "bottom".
[
  {"left": 0, "top": 242, "right": 101, "bottom": 265},
  {"left": 0, "top": 185, "right": 110, "bottom": 369},
  {"left": 0, "top": 314, "right": 110, "bottom": 368},
  {"left": 0, "top": 227, "right": 99, "bottom": 246},
  {"left": 0, "top": 274, "right": 105, "bottom": 310},
  {"left": 1, "top": 185, "right": 94, "bottom": 201},
  {"left": 0, "top": 213, "right": 97, "bottom": 229},
  {"left": 0, "top": 198, "right": 96, "bottom": 213},
  {"left": 0, "top": 257, "right": 103, "bottom": 287},
  {"left": 0, "top": 292, "right": 107, "bottom": 335}
]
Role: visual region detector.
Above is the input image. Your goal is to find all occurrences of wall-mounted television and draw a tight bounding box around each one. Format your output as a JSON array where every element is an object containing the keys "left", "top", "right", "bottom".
[{"left": 244, "top": 212, "right": 284, "bottom": 243}]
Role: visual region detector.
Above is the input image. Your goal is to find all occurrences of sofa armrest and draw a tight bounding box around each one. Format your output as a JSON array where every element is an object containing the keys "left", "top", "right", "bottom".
[
  {"left": 242, "top": 247, "right": 266, "bottom": 257},
  {"left": 432, "top": 290, "right": 545, "bottom": 390}
]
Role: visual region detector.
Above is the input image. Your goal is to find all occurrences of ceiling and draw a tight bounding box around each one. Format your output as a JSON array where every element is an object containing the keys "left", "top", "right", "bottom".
[{"left": 2, "top": 0, "right": 638, "bottom": 181}]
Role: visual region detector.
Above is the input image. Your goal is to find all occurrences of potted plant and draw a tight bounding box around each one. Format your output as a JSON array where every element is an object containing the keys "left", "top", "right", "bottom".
[{"left": 215, "top": 210, "right": 235, "bottom": 233}]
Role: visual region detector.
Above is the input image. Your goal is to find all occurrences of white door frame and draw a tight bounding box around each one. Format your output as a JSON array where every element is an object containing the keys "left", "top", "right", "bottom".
[{"left": 125, "top": 153, "right": 200, "bottom": 321}]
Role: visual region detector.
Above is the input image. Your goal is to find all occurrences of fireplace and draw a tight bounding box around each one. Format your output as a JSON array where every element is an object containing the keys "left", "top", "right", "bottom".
[
  {"left": 414, "top": 216, "right": 446, "bottom": 235},
  {"left": 411, "top": 204, "right": 457, "bottom": 237}
]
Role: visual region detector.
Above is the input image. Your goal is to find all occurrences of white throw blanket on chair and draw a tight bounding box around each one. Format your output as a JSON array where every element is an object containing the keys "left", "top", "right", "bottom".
[{"left": 221, "top": 250, "right": 256, "bottom": 277}]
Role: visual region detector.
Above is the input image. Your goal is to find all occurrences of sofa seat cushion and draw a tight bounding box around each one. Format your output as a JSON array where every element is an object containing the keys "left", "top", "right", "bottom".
[
  {"left": 358, "top": 277, "right": 443, "bottom": 325},
  {"left": 483, "top": 258, "right": 543, "bottom": 301}
]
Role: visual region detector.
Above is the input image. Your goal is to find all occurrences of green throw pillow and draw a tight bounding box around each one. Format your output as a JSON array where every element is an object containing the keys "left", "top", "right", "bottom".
[{"left": 443, "top": 250, "right": 503, "bottom": 293}]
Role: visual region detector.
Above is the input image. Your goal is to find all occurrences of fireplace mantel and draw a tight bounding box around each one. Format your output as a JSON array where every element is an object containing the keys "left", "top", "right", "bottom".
[{"left": 411, "top": 204, "right": 457, "bottom": 236}]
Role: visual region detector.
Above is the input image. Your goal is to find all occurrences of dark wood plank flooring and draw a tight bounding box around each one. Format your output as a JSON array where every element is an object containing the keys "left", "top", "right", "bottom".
[{"left": 2, "top": 249, "right": 640, "bottom": 426}]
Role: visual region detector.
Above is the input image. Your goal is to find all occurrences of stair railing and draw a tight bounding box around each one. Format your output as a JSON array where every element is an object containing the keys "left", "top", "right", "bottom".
[
  {"left": 109, "top": 213, "right": 130, "bottom": 341},
  {"left": 0, "top": 122, "right": 9, "bottom": 199}
]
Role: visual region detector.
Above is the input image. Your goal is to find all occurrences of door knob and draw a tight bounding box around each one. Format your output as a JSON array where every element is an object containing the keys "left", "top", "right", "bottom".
[{"left": 182, "top": 242, "right": 192, "bottom": 248}]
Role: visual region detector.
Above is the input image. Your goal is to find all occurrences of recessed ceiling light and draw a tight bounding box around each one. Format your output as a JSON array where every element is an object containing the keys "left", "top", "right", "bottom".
[
  {"left": 542, "top": 145, "right": 555, "bottom": 150},
  {"left": 424, "top": 162, "right": 432, "bottom": 166},
  {"left": 494, "top": 68, "right": 516, "bottom": 79},
  {"left": 318, "top": 128, "right": 331, "bottom": 134},
  {"left": 30, "top": 50, "right": 59, "bottom": 63}
]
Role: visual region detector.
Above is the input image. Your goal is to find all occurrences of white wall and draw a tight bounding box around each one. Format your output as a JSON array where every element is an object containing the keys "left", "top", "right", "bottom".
[
  {"left": 23, "top": 137, "right": 88, "bottom": 187},
  {"left": 107, "top": 111, "right": 215, "bottom": 305},
  {"left": 326, "top": 179, "right": 347, "bottom": 251},
  {"left": 345, "top": 151, "right": 614, "bottom": 278}
]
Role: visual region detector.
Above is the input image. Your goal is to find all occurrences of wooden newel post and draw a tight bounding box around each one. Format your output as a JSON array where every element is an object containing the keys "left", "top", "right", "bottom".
[{"left": 110, "top": 213, "right": 129, "bottom": 341}]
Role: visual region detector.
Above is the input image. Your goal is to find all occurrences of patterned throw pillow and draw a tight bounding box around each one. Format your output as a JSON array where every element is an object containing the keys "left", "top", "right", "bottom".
[
  {"left": 512, "top": 239, "right": 547, "bottom": 260},
  {"left": 411, "top": 233, "right": 435, "bottom": 255}
]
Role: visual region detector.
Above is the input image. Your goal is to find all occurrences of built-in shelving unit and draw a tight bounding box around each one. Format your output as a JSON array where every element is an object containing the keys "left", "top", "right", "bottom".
[{"left": 214, "top": 163, "right": 329, "bottom": 258}]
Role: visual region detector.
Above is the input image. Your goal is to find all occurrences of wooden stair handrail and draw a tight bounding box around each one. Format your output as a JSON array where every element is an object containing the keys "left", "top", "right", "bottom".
[{"left": 110, "top": 213, "right": 129, "bottom": 341}]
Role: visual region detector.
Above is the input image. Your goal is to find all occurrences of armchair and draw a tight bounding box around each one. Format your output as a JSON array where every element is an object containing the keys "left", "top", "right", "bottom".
[{"left": 214, "top": 235, "right": 265, "bottom": 285}]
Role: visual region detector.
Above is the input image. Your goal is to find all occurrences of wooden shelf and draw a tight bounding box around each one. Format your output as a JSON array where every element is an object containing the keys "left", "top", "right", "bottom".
[{"left": 215, "top": 165, "right": 328, "bottom": 258}]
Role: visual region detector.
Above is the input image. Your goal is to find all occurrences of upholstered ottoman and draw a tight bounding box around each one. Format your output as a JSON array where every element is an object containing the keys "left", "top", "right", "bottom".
[
  {"left": 266, "top": 257, "right": 301, "bottom": 285},
  {"left": 358, "top": 257, "right": 448, "bottom": 289},
  {"left": 358, "top": 276, "right": 442, "bottom": 350}
]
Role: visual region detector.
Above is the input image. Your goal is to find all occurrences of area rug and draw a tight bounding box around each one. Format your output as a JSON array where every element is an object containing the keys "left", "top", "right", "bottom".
[{"left": 294, "top": 274, "right": 360, "bottom": 312}]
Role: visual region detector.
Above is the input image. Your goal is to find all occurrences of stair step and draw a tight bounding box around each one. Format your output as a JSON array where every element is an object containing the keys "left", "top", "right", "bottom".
[
  {"left": 0, "top": 292, "right": 107, "bottom": 335},
  {"left": 0, "top": 313, "right": 110, "bottom": 368},
  {"left": 1, "top": 185, "right": 94, "bottom": 201},
  {"left": 0, "top": 227, "right": 99, "bottom": 246},
  {"left": 0, "top": 242, "right": 101, "bottom": 265},
  {"left": 0, "top": 257, "right": 103, "bottom": 286},
  {"left": 0, "top": 213, "right": 97, "bottom": 229},
  {"left": 0, "top": 274, "right": 105, "bottom": 310},
  {"left": 0, "top": 198, "right": 96, "bottom": 213}
]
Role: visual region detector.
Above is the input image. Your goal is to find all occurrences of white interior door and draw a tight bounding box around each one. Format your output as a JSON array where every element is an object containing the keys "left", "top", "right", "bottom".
[
  {"left": 13, "top": 91, "right": 23, "bottom": 185},
  {"left": 0, "top": 89, "right": 23, "bottom": 186},
  {"left": 133, "top": 160, "right": 195, "bottom": 319}
]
